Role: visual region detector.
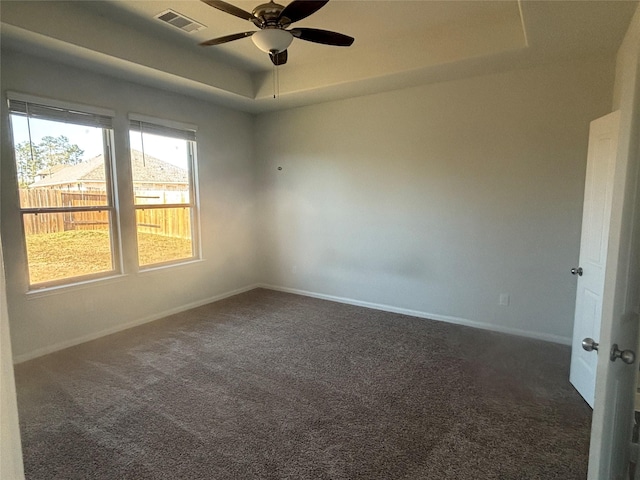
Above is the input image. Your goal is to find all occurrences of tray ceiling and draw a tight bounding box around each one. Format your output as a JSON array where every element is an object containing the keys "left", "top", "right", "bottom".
[{"left": 1, "top": 1, "right": 637, "bottom": 112}]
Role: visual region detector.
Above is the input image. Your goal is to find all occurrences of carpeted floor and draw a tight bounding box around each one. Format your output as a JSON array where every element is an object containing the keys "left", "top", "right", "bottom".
[{"left": 14, "top": 288, "right": 592, "bottom": 479}]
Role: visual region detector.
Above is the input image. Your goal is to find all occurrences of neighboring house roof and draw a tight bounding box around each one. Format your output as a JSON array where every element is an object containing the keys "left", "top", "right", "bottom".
[
  {"left": 31, "top": 156, "right": 104, "bottom": 188},
  {"left": 35, "top": 164, "right": 67, "bottom": 179},
  {"left": 30, "top": 150, "right": 188, "bottom": 188}
]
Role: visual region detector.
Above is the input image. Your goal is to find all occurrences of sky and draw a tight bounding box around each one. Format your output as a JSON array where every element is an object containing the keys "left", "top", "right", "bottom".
[
  {"left": 129, "top": 131, "right": 188, "bottom": 169},
  {"left": 10, "top": 115, "right": 189, "bottom": 169}
]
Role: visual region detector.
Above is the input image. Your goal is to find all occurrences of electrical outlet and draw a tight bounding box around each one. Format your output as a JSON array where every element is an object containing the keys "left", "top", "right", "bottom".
[{"left": 499, "top": 293, "right": 510, "bottom": 306}]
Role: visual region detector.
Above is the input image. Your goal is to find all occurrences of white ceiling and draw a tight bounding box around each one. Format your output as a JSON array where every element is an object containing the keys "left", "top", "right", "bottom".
[{"left": 1, "top": 1, "right": 637, "bottom": 112}]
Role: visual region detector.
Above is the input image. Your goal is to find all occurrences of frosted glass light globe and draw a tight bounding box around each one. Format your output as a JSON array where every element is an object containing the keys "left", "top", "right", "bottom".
[{"left": 252, "top": 29, "right": 293, "bottom": 53}]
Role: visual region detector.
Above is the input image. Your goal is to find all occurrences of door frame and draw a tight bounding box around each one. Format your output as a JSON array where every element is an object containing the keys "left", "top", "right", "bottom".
[{"left": 587, "top": 62, "right": 640, "bottom": 479}]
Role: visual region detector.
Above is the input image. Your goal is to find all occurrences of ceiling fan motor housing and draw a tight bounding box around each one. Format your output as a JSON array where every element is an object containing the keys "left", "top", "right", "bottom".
[{"left": 251, "top": 2, "right": 290, "bottom": 28}]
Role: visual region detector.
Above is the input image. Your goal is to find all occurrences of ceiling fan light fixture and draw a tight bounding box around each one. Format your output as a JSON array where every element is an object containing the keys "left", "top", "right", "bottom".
[{"left": 251, "top": 28, "right": 293, "bottom": 53}]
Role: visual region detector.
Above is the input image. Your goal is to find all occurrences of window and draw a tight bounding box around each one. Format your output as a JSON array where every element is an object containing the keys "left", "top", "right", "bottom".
[
  {"left": 8, "top": 95, "right": 118, "bottom": 287},
  {"left": 129, "top": 116, "right": 199, "bottom": 267},
  {"left": 6, "top": 95, "right": 200, "bottom": 289}
]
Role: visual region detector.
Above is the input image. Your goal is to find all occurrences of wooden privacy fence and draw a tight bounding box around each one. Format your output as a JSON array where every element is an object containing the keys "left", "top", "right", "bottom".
[
  {"left": 20, "top": 189, "right": 192, "bottom": 239},
  {"left": 135, "top": 207, "right": 192, "bottom": 240}
]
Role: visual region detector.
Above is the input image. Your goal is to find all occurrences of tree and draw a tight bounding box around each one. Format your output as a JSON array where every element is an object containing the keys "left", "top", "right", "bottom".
[
  {"left": 14, "top": 142, "right": 44, "bottom": 188},
  {"left": 39, "top": 136, "right": 84, "bottom": 167},
  {"left": 14, "top": 135, "right": 84, "bottom": 187}
]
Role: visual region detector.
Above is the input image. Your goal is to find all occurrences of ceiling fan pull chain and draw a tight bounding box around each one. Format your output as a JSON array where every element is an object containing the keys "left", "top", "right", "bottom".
[{"left": 272, "top": 60, "right": 280, "bottom": 99}]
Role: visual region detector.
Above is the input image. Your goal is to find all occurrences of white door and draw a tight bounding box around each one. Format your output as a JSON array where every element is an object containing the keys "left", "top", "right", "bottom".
[
  {"left": 570, "top": 111, "right": 621, "bottom": 407},
  {"left": 569, "top": 109, "right": 640, "bottom": 479}
]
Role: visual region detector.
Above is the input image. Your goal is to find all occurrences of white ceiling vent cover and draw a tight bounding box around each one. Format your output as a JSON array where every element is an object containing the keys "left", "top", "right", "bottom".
[{"left": 155, "top": 10, "right": 205, "bottom": 33}]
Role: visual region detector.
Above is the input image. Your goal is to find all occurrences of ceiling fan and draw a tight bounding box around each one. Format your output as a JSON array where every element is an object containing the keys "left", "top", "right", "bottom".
[{"left": 199, "top": 0, "right": 354, "bottom": 65}]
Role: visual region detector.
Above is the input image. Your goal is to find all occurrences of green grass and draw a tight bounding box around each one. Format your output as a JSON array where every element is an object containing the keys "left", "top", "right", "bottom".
[{"left": 26, "top": 229, "right": 192, "bottom": 284}]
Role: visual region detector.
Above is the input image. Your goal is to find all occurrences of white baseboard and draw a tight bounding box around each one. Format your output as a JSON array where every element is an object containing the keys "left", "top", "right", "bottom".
[
  {"left": 257, "top": 284, "right": 572, "bottom": 346},
  {"left": 13, "top": 284, "right": 261, "bottom": 364},
  {"left": 14, "top": 282, "right": 571, "bottom": 363}
]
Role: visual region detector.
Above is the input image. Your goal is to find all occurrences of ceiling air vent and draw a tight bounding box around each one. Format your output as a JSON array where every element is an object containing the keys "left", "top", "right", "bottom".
[{"left": 155, "top": 9, "right": 205, "bottom": 33}]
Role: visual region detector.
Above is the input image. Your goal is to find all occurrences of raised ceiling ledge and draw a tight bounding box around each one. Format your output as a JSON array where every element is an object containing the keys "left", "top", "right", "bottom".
[
  {"left": 2, "top": 1, "right": 635, "bottom": 114},
  {"left": 0, "top": 1, "right": 254, "bottom": 99},
  {"left": 0, "top": 23, "right": 258, "bottom": 113},
  {"left": 252, "top": 1, "right": 528, "bottom": 100}
]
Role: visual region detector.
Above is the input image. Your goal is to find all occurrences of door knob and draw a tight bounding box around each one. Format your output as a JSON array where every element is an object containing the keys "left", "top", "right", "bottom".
[
  {"left": 582, "top": 338, "right": 599, "bottom": 352},
  {"left": 610, "top": 344, "right": 636, "bottom": 364},
  {"left": 571, "top": 267, "right": 583, "bottom": 276}
]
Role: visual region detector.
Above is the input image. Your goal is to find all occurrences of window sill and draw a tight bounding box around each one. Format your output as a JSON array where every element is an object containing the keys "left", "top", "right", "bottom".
[
  {"left": 26, "top": 273, "right": 130, "bottom": 299},
  {"left": 137, "top": 258, "right": 205, "bottom": 276},
  {"left": 24, "top": 259, "right": 206, "bottom": 299}
]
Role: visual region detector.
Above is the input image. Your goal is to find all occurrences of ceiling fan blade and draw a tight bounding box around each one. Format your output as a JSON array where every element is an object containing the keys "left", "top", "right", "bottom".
[
  {"left": 279, "top": 0, "right": 328, "bottom": 24},
  {"left": 201, "top": 0, "right": 254, "bottom": 21},
  {"left": 269, "top": 50, "right": 288, "bottom": 66},
  {"left": 290, "top": 28, "right": 354, "bottom": 47},
  {"left": 199, "top": 31, "right": 255, "bottom": 46}
]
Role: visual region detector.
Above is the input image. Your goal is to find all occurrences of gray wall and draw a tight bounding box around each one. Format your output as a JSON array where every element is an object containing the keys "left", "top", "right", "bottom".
[
  {"left": 1, "top": 51, "right": 258, "bottom": 360},
  {"left": 255, "top": 58, "right": 614, "bottom": 343},
  {"left": 1, "top": 50, "right": 617, "bottom": 360}
]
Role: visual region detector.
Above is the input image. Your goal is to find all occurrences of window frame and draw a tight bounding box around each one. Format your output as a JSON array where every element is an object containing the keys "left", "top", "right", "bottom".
[
  {"left": 6, "top": 92, "right": 121, "bottom": 290},
  {"left": 128, "top": 114, "right": 200, "bottom": 269}
]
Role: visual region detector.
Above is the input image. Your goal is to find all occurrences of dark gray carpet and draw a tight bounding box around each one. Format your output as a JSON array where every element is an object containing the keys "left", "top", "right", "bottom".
[{"left": 15, "top": 288, "right": 591, "bottom": 479}]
